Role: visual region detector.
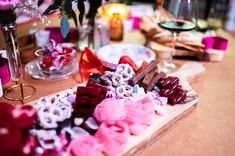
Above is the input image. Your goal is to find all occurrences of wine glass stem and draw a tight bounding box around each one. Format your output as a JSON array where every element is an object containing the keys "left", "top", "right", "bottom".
[
  {"left": 172, "top": 32, "right": 177, "bottom": 58},
  {"left": 164, "top": 31, "right": 177, "bottom": 70}
]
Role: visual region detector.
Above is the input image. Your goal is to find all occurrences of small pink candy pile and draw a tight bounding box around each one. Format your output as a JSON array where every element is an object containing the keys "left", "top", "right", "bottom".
[
  {"left": 39, "top": 40, "right": 75, "bottom": 71},
  {"left": 93, "top": 96, "right": 155, "bottom": 155}
]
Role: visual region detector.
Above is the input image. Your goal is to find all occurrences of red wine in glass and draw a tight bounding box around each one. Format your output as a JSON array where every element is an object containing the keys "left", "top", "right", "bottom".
[
  {"left": 158, "top": 20, "right": 196, "bottom": 32},
  {"left": 157, "top": 0, "right": 197, "bottom": 73}
]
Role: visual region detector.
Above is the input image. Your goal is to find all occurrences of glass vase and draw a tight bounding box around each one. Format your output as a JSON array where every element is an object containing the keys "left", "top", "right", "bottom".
[
  {"left": 1, "top": 23, "right": 36, "bottom": 102},
  {"left": 1, "top": 23, "right": 22, "bottom": 81}
]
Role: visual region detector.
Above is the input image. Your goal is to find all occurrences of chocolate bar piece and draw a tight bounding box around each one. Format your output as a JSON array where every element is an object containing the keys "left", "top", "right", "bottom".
[
  {"left": 87, "top": 81, "right": 108, "bottom": 95},
  {"left": 76, "top": 86, "right": 101, "bottom": 97},
  {"left": 146, "top": 71, "right": 166, "bottom": 91},
  {"left": 72, "top": 107, "right": 95, "bottom": 117},
  {"left": 140, "top": 67, "right": 157, "bottom": 90},
  {"left": 129, "top": 60, "right": 158, "bottom": 85},
  {"left": 76, "top": 96, "right": 102, "bottom": 107}
]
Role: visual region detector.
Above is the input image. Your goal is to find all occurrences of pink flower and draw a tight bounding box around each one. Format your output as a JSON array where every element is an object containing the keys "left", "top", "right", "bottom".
[{"left": 0, "top": 0, "right": 19, "bottom": 11}]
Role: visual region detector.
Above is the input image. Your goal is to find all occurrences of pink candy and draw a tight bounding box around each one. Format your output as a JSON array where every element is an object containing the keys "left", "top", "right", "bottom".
[
  {"left": 124, "top": 97, "right": 155, "bottom": 135},
  {"left": 95, "top": 121, "right": 130, "bottom": 156},
  {"left": 93, "top": 96, "right": 155, "bottom": 136},
  {"left": 67, "top": 135, "right": 103, "bottom": 156},
  {"left": 93, "top": 98, "right": 126, "bottom": 123},
  {"left": 38, "top": 40, "right": 75, "bottom": 72},
  {"left": 91, "top": 95, "right": 156, "bottom": 154}
]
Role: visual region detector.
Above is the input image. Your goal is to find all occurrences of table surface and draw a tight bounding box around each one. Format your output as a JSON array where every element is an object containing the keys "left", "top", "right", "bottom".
[
  {"left": 140, "top": 33, "right": 235, "bottom": 156},
  {"left": 1, "top": 31, "right": 235, "bottom": 156}
]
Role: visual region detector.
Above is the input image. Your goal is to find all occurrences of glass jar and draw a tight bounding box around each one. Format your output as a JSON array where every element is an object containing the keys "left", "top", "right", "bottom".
[{"left": 109, "top": 13, "right": 123, "bottom": 41}]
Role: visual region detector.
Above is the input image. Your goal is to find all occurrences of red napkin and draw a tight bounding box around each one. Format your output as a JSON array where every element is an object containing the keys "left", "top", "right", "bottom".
[{"left": 79, "top": 48, "right": 105, "bottom": 82}]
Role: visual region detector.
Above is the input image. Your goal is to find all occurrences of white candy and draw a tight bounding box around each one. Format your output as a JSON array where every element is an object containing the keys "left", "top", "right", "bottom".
[
  {"left": 36, "top": 130, "right": 59, "bottom": 149},
  {"left": 112, "top": 72, "right": 124, "bottom": 87},
  {"left": 37, "top": 104, "right": 61, "bottom": 128},
  {"left": 116, "top": 64, "right": 134, "bottom": 82},
  {"left": 74, "top": 118, "right": 84, "bottom": 126},
  {"left": 35, "top": 92, "right": 73, "bottom": 129},
  {"left": 116, "top": 84, "right": 133, "bottom": 98},
  {"left": 85, "top": 117, "right": 99, "bottom": 130},
  {"left": 56, "top": 101, "right": 73, "bottom": 119}
]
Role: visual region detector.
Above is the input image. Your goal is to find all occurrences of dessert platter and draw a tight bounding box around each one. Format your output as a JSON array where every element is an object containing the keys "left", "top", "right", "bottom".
[{"left": 0, "top": 49, "right": 205, "bottom": 155}]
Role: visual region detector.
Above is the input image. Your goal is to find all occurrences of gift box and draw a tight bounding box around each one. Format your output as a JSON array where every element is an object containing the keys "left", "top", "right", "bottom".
[
  {"left": 202, "top": 36, "right": 228, "bottom": 62},
  {"left": 0, "top": 57, "right": 10, "bottom": 85}
]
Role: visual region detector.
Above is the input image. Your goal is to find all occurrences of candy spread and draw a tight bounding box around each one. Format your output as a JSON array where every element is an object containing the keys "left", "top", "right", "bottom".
[{"left": 0, "top": 54, "right": 191, "bottom": 156}]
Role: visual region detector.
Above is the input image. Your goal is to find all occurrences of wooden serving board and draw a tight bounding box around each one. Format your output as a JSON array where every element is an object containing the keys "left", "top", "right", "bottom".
[
  {"left": 121, "top": 62, "right": 205, "bottom": 155},
  {"left": 28, "top": 62, "right": 205, "bottom": 156}
]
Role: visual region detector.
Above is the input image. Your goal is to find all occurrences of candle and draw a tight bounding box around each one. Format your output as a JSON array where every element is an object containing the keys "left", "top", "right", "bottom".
[
  {"left": 98, "top": 3, "right": 129, "bottom": 20},
  {"left": 109, "top": 13, "right": 123, "bottom": 41},
  {"left": 98, "top": 3, "right": 128, "bottom": 41}
]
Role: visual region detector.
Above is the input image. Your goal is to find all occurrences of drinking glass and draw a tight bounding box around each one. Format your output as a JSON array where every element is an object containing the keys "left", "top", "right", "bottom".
[{"left": 158, "top": 0, "right": 198, "bottom": 73}]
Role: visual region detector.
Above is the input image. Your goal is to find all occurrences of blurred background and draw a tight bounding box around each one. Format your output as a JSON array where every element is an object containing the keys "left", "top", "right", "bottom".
[{"left": 0, "top": 0, "right": 234, "bottom": 48}]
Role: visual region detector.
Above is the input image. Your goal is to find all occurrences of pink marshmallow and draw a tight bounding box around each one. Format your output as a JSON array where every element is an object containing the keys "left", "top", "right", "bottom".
[
  {"left": 95, "top": 121, "right": 130, "bottom": 156},
  {"left": 138, "top": 96, "right": 156, "bottom": 112},
  {"left": 67, "top": 135, "right": 103, "bottom": 156},
  {"left": 93, "top": 98, "right": 126, "bottom": 123},
  {"left": 123, "top": 97, "right": 155, "bottom": 135}
]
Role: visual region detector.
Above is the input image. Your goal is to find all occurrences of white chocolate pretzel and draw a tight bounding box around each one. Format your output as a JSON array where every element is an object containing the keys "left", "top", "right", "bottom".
[
  {"left": 116, "top": 64, "right": 134, "bottom": 82},
  {"left": 116, "top": 84, "right": 133, "bottom": 98}
]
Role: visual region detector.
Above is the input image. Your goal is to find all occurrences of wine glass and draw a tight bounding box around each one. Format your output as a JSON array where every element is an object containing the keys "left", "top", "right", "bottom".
[{"left": 158, "top": 0, "right": 198, "bottom": 73}]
